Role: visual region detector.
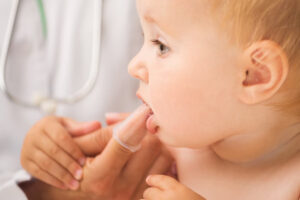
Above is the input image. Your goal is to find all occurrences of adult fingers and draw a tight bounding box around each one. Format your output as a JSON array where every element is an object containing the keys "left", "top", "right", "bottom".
[
  {"left": 146, "top": 175, "right": 179, "bottom": 191},
  {"left": 44, "top": 121, "right": 86, "bottom": 165},
  {"left": 147, "top": 147, "right": 174, "bottom": 176},
  {"left": 31, "top": 149, "right": 80, "bottom": 190},
  {"left": 25, "top": 160, "right": 67, "bottom": 190},
  {"left": 74, "top": 126, "right": 113, "bottom": 156},
  {"left": 85, "top": 105, "right": 151, "bottom": 182},
  {"left": 122, "top": 134, "right": 162, "bottom": 185},
  {"left": 143, "top": 187, "right": 163, "bottom": 200},
  {"left": 36, "top": 133, "right": 83, "bottom": 181},
  {"left": 132, "top": 147, "right": 174, "bottom": 199},
  {"left": 61, "top": 118, "right": 101, "bottom": 137},
  {"left": 105, "top": 112, "right": 130, "bottom": 125}
]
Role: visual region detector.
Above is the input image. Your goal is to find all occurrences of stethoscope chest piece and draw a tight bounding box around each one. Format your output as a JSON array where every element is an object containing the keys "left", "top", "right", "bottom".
[{"left": 0, "top": 0, "right": 103, "bottom": 114}]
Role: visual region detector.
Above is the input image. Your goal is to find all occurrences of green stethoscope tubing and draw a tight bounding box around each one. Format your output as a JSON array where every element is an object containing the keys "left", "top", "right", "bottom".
[{"left": 36, "top": 0, "right": 47, "bottom": 38}]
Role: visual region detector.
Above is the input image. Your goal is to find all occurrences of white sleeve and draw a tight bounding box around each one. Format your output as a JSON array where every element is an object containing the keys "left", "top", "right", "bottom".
[{"left": 0, "top": 170, "right": 31, "bottom": 200}]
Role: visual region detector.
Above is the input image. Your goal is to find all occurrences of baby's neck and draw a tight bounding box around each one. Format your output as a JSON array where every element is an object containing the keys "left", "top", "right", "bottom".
[
  {"left": 252, "top": 132, "right": 300, "bottom": 168},
  {"left": 173, "top": 134, "right": 300, "bottom": 200},
  {"left": 214, "top": 124, "right": 300, "bottom": 170}
]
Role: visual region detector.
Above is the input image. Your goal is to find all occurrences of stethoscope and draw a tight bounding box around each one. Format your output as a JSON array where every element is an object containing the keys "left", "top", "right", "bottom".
[{"left": 0, "top": 0, "right": 103, "bottom": 114}]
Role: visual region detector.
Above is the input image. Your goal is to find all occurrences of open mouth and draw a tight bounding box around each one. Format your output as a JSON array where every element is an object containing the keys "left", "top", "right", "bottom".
[
  {"left": 136, "top": 93, "right": 151, "bottom": 110},
  {"left": 141, "top": 100, "right": 154, "bottom": 115},
  {"left": 136, "top": 93, "right": 158, "bottom": 134}
]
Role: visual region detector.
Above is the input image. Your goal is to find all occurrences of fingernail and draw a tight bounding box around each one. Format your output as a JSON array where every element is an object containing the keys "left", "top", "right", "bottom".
[
  {"left": 146, "top": 175, "right": 152, "bottom": 183},
  {"left": 74, "top": 169, "right": 83, "bottom": 180},
  {"left": 105, "top": 112, "right": 122, "bottom": 120},
  {"left": 79, "top": 157, "right": 86, "bottom": 166},
  {"left": 69, "top": 180, "right": 79, "bottom": 190}
]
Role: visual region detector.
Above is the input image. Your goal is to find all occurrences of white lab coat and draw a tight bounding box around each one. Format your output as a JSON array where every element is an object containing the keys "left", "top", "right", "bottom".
[{"left": 0, "top": 0, "right": 142, "bottom": 198}]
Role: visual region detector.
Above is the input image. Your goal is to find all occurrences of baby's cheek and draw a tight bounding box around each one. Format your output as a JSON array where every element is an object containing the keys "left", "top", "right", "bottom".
[
  {"left": 149, "top": 70, "right": 207, "bottom": 145},
  {"left": 151, "top": 94, "right": 198, "bottom": 146}
]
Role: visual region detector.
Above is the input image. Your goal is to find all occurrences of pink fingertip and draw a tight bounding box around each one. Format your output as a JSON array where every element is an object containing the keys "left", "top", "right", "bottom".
[
  {"left": 105, "top": 112, "right": 123, "bottom": 120},
  {"left": 82, "top": 121, "right": 101, "bottom": 133},
  {"left": 146, "top": 175, "right": 152, "bottom": 184},
  {"left": 74, "top": 169, "right": 83, "bottom": 180},
  {"left": 79, "top": 157, "right": 86, "bottom": 166},
  {"left": 69, "top": 180, "right": 79, "bottom": 190}
]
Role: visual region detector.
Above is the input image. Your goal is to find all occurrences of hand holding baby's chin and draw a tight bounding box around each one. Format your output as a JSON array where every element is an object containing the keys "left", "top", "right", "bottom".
[{"left": 142, "top": 174, "right": 206, "bottom": 200}]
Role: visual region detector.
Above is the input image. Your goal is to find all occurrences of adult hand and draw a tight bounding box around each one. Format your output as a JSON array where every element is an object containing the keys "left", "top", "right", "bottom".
[
  {"left": 20, "top": 116, "right": 101, "bottom": 189},
  {"left": 22, "top": 133, "right": 173, "bottom": 200},
  {"left": 75, "top": 105, "right": 174, "bottom": 200},
  {"left": 21, "top": 105, "right": 174, "bottom": 200}
]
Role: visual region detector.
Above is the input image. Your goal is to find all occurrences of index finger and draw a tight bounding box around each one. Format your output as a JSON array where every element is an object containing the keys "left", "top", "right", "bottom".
[
  {"left": 44, "top": 121, "right": 86, "bottom": 165},
  {"left": 74, "top": 126, "right": 113, "bottom": 156},
  {"left": 146, "top": 175, "right": 178, "bottom": 191},
  {"left": 85, "top": 104, "right": 151, "bottom": 180},
  {"left": 105, "top": 112, "right": 130, "bottom": 125}
]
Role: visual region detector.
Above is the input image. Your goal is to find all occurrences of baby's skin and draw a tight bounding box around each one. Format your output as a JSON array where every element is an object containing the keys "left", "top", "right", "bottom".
[
  {"left": 130, "top": 0, "right": 300, "bottom": 199},
  {"left": 20, "top": 0, "right": 300, "bottom": 199}
]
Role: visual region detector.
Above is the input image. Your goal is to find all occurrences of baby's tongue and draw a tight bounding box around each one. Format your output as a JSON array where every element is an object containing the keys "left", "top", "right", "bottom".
[{"left": 146, "top": 112, "right": 158, "bottom": 134}]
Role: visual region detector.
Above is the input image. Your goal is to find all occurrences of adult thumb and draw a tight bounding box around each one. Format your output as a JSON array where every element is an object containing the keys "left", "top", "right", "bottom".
[
  {"left": 61, "top": 118, "right": 101, "bottom": 137},
  {"left": 105, "top": 112, "right": 130, "bottom": 125},
  {"left": 74, "top": 126, "right": 113, "bottom": 156},
  {"left": 85, "top": 104, "right": 151, "bottom": 178}
]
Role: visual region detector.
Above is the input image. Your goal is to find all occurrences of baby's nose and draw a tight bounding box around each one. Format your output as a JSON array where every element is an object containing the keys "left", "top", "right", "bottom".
[{"left": 128, "top": 54, "right": 149, "bottom": 83}]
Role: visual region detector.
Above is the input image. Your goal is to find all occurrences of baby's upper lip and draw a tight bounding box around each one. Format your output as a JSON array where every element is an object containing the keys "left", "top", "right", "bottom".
[
  {"left": 136, "top": 92, "right": 147, "bottom": 105},
  {"left": 136, "top": 92, "right": 153, "bottom": 114}
]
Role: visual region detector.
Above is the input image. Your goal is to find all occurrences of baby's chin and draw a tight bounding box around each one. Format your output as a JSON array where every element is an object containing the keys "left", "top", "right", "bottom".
[
  {"left": 156, "top": 130, "right": 209, "bottom": 149},
  {"left": 145, "top": 110, "right": 202, "bottom": 148},
  {"left": 153, "top": 129, "right": 188, "bottom": 148}
]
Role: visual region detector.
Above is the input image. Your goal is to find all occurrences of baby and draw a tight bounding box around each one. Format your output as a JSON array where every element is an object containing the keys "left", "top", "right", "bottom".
[
  {"left": 129, "top": 0, "right": 300, "bottom": 199},
  {"left": 20, "top": 0, "right": 300, "bottom": 199}
]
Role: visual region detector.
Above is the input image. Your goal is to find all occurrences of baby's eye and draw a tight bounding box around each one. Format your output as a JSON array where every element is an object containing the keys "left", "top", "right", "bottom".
[{"left": 151, "top": 40, "right": 170, "bottom": 56}]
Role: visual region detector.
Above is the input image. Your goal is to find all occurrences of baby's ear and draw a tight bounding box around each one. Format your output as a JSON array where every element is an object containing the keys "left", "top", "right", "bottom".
[{"left": 238, "top": 40, "right": 289, "bottom": 104}]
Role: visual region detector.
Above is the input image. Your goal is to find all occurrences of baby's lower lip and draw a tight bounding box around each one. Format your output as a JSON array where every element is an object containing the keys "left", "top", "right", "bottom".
[
  {"left": 137, "top": 95, "right": 158, "bottom": 134},
  {"left": 146, "top": 111, "right": 158, "bottom": 134}
]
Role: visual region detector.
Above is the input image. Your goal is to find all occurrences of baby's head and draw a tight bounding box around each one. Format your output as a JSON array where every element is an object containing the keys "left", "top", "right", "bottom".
[{"left": 129, "top": 0, "right": 300, "bottom": 163}]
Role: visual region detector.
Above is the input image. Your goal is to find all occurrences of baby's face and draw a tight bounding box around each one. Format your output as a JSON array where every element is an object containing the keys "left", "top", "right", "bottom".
[{"left": 129, "top": 0, "right": 243, "bottom": 148}]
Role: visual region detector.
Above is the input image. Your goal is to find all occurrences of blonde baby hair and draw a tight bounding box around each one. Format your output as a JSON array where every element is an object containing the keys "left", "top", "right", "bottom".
[{"left": 213, "top": 0, "right": 300, "bottom": 115}]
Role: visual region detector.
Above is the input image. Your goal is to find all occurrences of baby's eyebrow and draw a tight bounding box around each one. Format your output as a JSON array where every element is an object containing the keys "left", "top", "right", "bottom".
[{"left": 142, "top": 12, "right": 172, "bottom": 39}]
